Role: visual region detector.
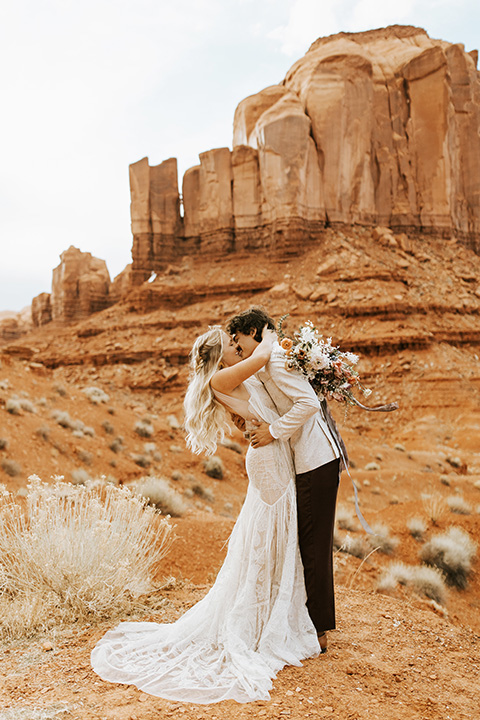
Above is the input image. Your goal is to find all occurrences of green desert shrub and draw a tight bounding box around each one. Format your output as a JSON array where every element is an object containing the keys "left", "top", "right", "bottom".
[{"left": 420, "top": 527, "right": 477, "bottom": 589}]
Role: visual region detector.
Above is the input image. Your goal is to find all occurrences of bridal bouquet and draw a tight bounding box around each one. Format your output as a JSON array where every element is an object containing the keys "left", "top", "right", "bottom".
[{"left": 277, "top": 317, "right": 398, "bottom": 412}]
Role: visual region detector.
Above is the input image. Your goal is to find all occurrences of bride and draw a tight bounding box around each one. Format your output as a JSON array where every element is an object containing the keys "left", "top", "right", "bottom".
[{"left": 90, "top": 326, "right": 321, "bottom": 704}]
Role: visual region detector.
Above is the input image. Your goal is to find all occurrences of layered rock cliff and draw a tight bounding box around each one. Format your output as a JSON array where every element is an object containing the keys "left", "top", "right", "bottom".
[{"left": 130, "top": 26, "right": 480, "bottom": 284}]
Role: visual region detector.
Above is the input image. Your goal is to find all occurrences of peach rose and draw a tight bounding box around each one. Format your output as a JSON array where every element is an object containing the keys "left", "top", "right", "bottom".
[{"left": 280, "top": 337, "right": 294, "bottom": 354}]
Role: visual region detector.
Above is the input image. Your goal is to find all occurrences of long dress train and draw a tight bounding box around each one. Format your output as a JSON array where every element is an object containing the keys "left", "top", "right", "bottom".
[{"left": 90, "top": 379, "right": 320, "bottom": 704}]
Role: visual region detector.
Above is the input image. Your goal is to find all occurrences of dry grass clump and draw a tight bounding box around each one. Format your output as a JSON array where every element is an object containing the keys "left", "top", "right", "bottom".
[
  {"left": 71, "top": 468, "right": 91, "bottom": 485},
  {"left": 335, "top": 504, "right": 357, "bottom": 531},
  {"left": 221, "top": 439, "right": 243, "bottom": 454},
  {"left": 136, "top": 476, "right": 187, "bottom": 517},
  {"left": 0, "top": 438, "right": 9, "bottom": 450},
  {"left": 35, "top": 425, "right": 50, "bottom": 441},
  {"left": 191, "top": 482, "right": 215, "bottom": 503},
  {"left": 76, "top": 449, "right": 93, "bottom": 466},
  {"left": 446, "top": 495, "right": 472, "bottom": 515},
  {"left": 377, "top": 562, "right": 447, "bottom": 605},
  {"left": 134, "top": 419, "right": 154, "bottom": 438},
  {"left": 82, "top": 386, "right": 110, "bottom": 405},
  {"left": 101, "top": 420, "right": 115, "bottom": 435},
  {"left": 420, "top": 527, "right": 477, "bottom": 589},
  {"left": 109, "top": 436, "right": 124, "bottom": 454},
  {"left": 422, "top": 492, "right": 447, "bottom": 526},
  {"left": 1, "top": 458, "right": 22, "bottom": 477},
  {"left": 51, "top": 410, "right": 75, "bottom": 429},
  {"left": 132, "top": 454, "right": 151, "bottom": 469},
  {"left": 203, "top": 456, "right": 224, "bottom": 479},
  {"left": 0, "top": 704, "right": 74, "bottom": 719},
  {"left": 5, "top": 398, "right": 22, "bottom": 415},
  {"left": 341, "top": 534, "right": 369, "bottom": 559},
  {"left": 406, "top": 517, "right": 427, "bottom": 541},
  {"left": 0, "top": 476, "right": 172, "bottom": 639},
  {"left": 368, "top": 523, "right": 399, "bottom": 554},
  {"left": 50, "top": 410, "right": 94, "bottom": 437},
  {"left": 6, "top": 396, "right": 37, "bottom": 414}
]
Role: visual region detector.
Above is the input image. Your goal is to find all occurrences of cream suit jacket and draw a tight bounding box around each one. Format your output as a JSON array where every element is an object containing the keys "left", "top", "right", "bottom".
[{"left": 256, "top": 342, "right": 340, "bottom": 475}]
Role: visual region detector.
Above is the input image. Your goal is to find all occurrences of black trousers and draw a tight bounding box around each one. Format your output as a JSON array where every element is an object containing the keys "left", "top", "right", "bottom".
[{"left": 295, "top": 458, "right": 340, "bottom": 633}]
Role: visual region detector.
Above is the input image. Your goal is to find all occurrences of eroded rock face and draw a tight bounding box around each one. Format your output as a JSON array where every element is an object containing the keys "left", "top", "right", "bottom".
[
  {"left": 130, "top": 26, "right": 480, "bottom": 283},
  {"left": 0, "top": 307, "right": 32, "bottom": 343},
  {"left": 51, "top": 246, "right": 111, "bottom": 323},
  {"left": 31, "top": 293, "right": 52, "bottom": 327}
]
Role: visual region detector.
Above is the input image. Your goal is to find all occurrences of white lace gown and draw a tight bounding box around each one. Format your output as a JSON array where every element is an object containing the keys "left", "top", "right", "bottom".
[{"left": 90, "top": 379, "right": 320, "bottom": 704}]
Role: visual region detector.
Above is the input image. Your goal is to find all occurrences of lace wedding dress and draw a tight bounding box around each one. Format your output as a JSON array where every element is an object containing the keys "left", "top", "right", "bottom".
[{"left": 90, "top": 378, "right": 320, "bottom": 704}]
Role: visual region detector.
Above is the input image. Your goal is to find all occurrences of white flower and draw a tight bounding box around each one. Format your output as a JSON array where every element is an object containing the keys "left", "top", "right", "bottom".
[
  {"left": 344, "top": 352, "right": 359, "bottom": 365},
  {"left": 300, "top": 325, "right": 317, "bottom": 343},
  {"left": 309, "top": 346, "right": 330, "bottom": 370}
]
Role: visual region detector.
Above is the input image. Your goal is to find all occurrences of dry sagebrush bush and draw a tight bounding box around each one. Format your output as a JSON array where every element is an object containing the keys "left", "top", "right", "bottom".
[
  {"left": 0, "top": 476, "right": 172, "bottom": 639},
  {"left": 335, "top": 504, "right": 357, "bottom": 531},
  {"left": 420, "top": 527, "right": 477, "bottom": 589},
  {"left": 1, "top": 458, "right": 22, "bottom": 477},
  {"left": 203, "top": 456, "right": 224, "bottom": 480},
  {"left": 422, "top": 492, "right": 447, "bottom": 526},
  {"left": 368, "top": 523, "right": 399, "bottom": 554},
  {"left": 134, "top": 420, "right": 154, "bottom": 438},
  {"left": 377, "top": 561, "right": 447, "bottom": 605},
  {"left": 82, "top": 386, "right": 110, "bottom": 405},
  {"left": 136, "top": 476, "right": 187, "bottom": 517},
  {"left": 406, "top": 516, "right": 427, "bottom": 540},
  {"left": 447, "top": 495, "right": 472, "bottom": 515}
]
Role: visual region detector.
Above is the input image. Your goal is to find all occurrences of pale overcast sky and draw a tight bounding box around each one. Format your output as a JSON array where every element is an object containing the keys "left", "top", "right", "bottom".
[{"left": 1, "top": 0, "right": 479, "bottom": 311}]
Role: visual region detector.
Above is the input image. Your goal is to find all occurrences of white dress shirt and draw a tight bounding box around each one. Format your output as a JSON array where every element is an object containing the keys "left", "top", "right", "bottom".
[{"left": 255, "top": 342, "right": 340, "bottom": 475}]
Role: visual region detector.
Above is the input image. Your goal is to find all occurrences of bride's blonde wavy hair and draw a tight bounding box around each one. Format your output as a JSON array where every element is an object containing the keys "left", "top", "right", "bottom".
[{"left": 184, "top": 326, "right": 229, "bottom": 455}]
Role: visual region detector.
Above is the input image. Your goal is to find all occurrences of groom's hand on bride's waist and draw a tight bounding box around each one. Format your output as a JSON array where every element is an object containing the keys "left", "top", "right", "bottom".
[{"left": 250, "top": 420, "right": 274, "bottom": 448}]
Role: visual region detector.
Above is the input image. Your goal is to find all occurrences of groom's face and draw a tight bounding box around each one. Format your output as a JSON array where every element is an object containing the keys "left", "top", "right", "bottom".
[{"left": 233, "top": 329, "right": 259, "bottom": 359}]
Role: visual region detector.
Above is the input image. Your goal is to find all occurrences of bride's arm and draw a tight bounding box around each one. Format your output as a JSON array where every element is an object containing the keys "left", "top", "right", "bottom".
[{"left": 211, "top": 329, "right": 276, "bottom": 394}]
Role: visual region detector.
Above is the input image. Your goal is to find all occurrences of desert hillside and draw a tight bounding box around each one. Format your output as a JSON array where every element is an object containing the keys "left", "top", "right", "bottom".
[
  {"left": 1, "top": 23, "right": 480, "bottom": 720},
  {"left": 1, "top": 223, "right": 479, "bottom": 719}
]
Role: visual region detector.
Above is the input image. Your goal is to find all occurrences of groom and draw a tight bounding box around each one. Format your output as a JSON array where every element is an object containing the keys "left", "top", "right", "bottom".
[{"left": 227, "top": 307, "right": 346, "bottom": 650}]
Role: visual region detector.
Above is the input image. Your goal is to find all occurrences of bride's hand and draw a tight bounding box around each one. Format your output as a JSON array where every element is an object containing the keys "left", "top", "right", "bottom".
[
  {"left": 251, "top": 325, "right": 276, "bottom": 360},
  {"left": 258, "top": 325, "right": 277, "bottom": 347}
]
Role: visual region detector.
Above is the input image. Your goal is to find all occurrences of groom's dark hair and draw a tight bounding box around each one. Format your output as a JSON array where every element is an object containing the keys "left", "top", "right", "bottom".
[{"left": 227, "top": 307, "right": 276, "bottom": 343}]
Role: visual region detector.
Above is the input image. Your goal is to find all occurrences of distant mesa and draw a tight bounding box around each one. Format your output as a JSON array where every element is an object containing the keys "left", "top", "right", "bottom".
[
  {"left": 5, "top": 24, "right": 480, "bottom": 331},
  {"left": 129, "top": 25, "right": 480, "bottom": 284}
]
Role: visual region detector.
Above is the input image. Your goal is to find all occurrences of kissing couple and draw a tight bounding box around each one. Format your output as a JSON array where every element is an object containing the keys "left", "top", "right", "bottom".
[{"left": 91, "top": 307, "right": 348, "bottom": 704}]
